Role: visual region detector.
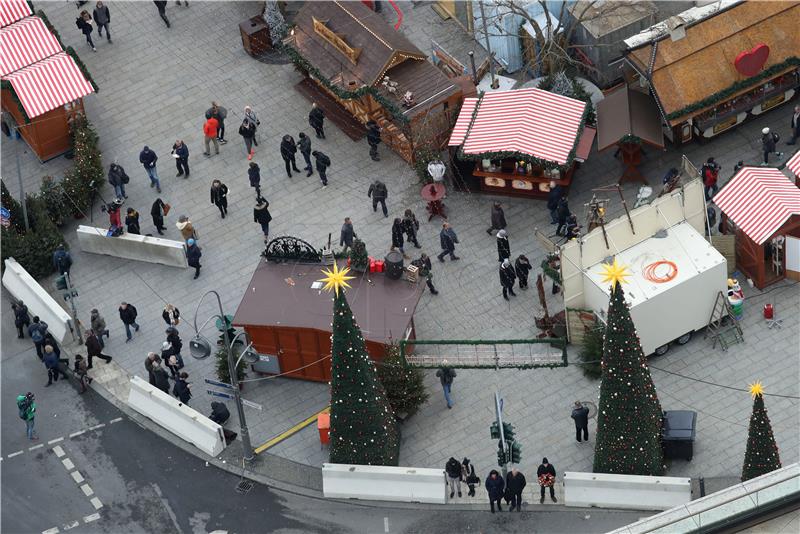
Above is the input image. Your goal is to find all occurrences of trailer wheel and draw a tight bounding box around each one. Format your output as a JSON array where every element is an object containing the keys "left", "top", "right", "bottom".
[
  {"left": 654, "top": 343, "right": 670, "bottom": 356},
  {"left": 676, "top": 332, "right": 693, "bottom": 345}
]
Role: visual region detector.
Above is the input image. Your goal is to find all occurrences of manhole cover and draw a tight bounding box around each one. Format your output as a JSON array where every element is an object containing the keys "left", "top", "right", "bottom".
[{"left": 236, "top": 479, "right": 254, "bottom": 494}]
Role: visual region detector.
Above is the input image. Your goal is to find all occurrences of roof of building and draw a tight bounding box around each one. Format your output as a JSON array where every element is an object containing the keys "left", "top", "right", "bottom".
[
  {"left": 0, "top": 16, "right": 62, "bottom": 76},
  {"left": 233, "top": 260, "right": 424, "bottom": 345},
  {"left": 0, "top": 0, "right": 31, "bottom": 28},
  {"left": 625, "top": 2, "right": 800, "bottom": 125},
  {"left": 786, "top": 149, "right": 800, "bottom": 177},
  {"left": 374, "top": 55, "right": 459, "bottom": 118},
  {"left": 570, "top": 0, "right": 657, "bottom": 39}
]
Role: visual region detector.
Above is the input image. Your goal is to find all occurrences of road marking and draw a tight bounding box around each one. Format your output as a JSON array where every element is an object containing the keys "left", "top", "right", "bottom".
[
  {"left": 81, "top": 484, "right": 94, "bottom": 497},
  {"left": 384, "top": 517, "right": 389, "bottom": 532},
  {"left": 83, "top": 513, "right": 100, "bottom": 523},
  {"left": 254, "top": 406, "right": 331, "bottom": 454},
  {"left": 88, "top": 423, "right": 105, "bottom": 431},
  {"left": 61, "top": 458, "right": 75, "bottom": 470},
  {"left": 71, "top": 471, "right": 85, "bottom": 484},
  {"left": 109, "top": 417, "right": 123, "bottom": 424},
  {"left": 62, "top": 520, "right": 79, "bottom": 530},
  {"left": 48, "top": 437, "right": 64, "bottom": 445},
  {"left": 42, "top": 527, "right": 59, "bottom": 534},
  {"left": 69, "top": 430, "right": 86, "bottom": 438},
  {"left": 90, "top": 497, "right": 103, "bottom": 510},
  {"left": 53, "top": 445, "right": 65, "bottom": 458},
  {"left": 29, "top": 444, "right": 44, "bottom": 451},
  {"left": 8, "top": 451, "right": 23, "bottom": 458}
]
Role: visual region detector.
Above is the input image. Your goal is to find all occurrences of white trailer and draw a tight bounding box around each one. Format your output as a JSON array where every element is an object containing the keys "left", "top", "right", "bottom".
[{"left": 583, "top": 221, "right": 727, "bottom": 356}]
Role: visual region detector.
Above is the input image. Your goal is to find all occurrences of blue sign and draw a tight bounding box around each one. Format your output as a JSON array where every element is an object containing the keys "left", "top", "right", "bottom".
[
  {"left": 0, "top": 207, "right": 10, "bottom": 228},
  {"left": 207, "top": 390, "right": 233, "bottom": 400},
  {"left": 204, "top": 378, "right": 233, "bottom": 390}
]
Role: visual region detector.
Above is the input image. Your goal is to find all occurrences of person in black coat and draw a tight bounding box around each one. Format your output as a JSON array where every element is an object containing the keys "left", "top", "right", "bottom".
[
  {"left": 487, "top": 202, "right": 507, "bottom": 235},
  {"left": 125, "top": 208, "right": 140, "bottom": 234},
  {"left": 12, "top": 301, "right": 30, "bottom": 339},
  {"left": 107, "top": 163, "right": 128, "bottom": 199},
  {"left": 391, "top": 218, "right": 408, "bottom": 258},
  {"left": 210, "top": 401, "right": 230, "bottom": 425},
  {"left": 166, "top": 327, "right": 183, "bottom": 358},
  {"left": 547, "top": 182, "right": 563, "bottom": 224},
  {"left": 368, "top": 180, "right": 388, "bottom": 217},
  {"left": 152, "top": 360, "right": 170, "bottom": 394},
  {"left": 118, "top": 302, "right": 140, "bottom": 342},
  {"left": 150, "top": 198, "right": 167, "bottom": 235},
  {"left": 186, "top": 239, "right": 202, "bottom": 279},
  {"left": 462, "top": 458, "right": 479, "bottom": 497},
  {"left": 515, "top": 255, "right": 531, "bottom": 290},
  {"left": 298, "top": 132, "right": 313, "bottom": 176},
  {"left": 153, "top": 1, "right": 170, "bottom": 28},
  {"left": 496, "top": 229, "right": 510, "bottom": 262},
  {"left": 506, "top": 468, "right": 527, "bottom": 512},
  {"left": 172, "top": 139, "right": 190, "bottom": 177},
  {"left": 210, "top": 180, "right": 228, "bottom": 218},
  {"left": 537, "top": 458, "right": 557, "bottom": 503},
  {"left": 445, "top": 457, "right": 462, "bottom": 498},
  {"left": 253, "top": 199, "right": 272, "bottom": 242},
  {"left": 340, "top": 217, "right": 356, "bottom": 253},
  {"left": 248, "top": 162, "right": 262, "bottom": 200},
  {"left": 403, "top": 209, "right": 421, "bottom": 248},
  {"left": 485, "top": 470, "right": 505, "bottom": 513},
  {"left": 789, "top": 105, "right": 800, "bottom": 145},
  {"left": 437, "top": 223, "right": 459, "bottom": 262},
  {"left": 500, "top": 259, "right": 517, "bottom": 300},
  {"left": 555, "top": 196, "right": 570, "bottom": 236},
  {"left": 92, "top": 1, "right": 111, "bottom": 42},
  {"left": 312, "top": 150, "right": 331, "bottom": 186},
  {"left": 280, "top": 135, "right": 300, "bottom": 177},
  {"left": 75, "top": 11, "right": 96, "bottom": 51},
  {"left": 308, "top": 103, "right": 325, "bottom": 138},
  {"left": 173, "top": 372, "right": 192, "bottom": 404},
  {"left": 366, "top": 120, "right": 381, "bottom": 161},
  {"left": 411, "top": 253, "right": 438, "bottom": 295},
  {"left": 162, "top": 304, "right": 180, "bottom": 326},
  {"left": 571, "top": 401, "right": 590, "bottom": 442},
  {"left": 84, "top": 331, "right": 111, "bottom": 369}
]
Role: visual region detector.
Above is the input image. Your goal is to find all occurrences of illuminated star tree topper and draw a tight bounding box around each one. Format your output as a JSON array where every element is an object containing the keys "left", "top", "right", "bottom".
[
  {"left": 599, "top": 258, "right": 630, "bottom": 291},
  {"left": 318, "top": 262, "right": 355, "bottom": 296}
]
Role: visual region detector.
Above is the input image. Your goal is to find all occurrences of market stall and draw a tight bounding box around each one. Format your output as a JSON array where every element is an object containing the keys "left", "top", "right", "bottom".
[
  {"left": 448, "top": 87, "right": 595, "bottom": 198},
  {"left": 622, "top": 1, "right": 799, "bottom": 145},
  {"left": 714, "top": 167, "right": 800, "bottom": 288},
  {"left": 786, "top": 150, "right": 800, "bottom": 187}
]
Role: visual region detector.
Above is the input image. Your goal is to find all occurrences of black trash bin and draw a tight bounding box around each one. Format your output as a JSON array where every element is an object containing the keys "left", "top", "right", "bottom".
[
  {"left": 385, "top": 251, "right": 404, "bottom": 280},
  {"left": 662, "top": 410, "right": 697, "bottom": 461}
]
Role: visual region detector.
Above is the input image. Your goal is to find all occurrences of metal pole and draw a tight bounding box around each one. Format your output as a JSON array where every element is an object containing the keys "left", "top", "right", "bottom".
[
  {"left": 478, "top": 0, "right": 498, "bottom": 89},
  {"left": 495, "top": 391, "right": 507, "bottom": 478},
  {"left": 13, "top": 126, "right": 30, "bottom": 231},
  {"left": 468, "top": 51, "right": 478, "bottom": 85},
  {"left": 64, "top": 273, "right": 82, "bottom": 342}
]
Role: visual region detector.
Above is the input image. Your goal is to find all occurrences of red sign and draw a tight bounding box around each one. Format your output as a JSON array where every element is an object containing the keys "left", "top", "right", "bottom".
[{"left": 734, "top": 44, "right": 770, "bottom": 77}]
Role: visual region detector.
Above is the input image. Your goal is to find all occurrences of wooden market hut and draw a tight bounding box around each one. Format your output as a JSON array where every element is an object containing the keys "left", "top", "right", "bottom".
[
  {"left": 787, "top": 150, "right": 800, "bottom": 188},
  {"left": 1, "top": 2, "right": 95, "bottom": 161},
  {"left": 285, "top": 0, "right": 465, "bottom": 163},
  {"left": 447, "top": 87, "right": 596, "bottom": 199},
  {"left": 713, "top": 167, "right": 800, "bottom": 288},
  {"left": 233, "top": 259, "right": 424, "bottom": 383},
  {"left": 622, "top": 2, "right": 799, "bottom": 146}
]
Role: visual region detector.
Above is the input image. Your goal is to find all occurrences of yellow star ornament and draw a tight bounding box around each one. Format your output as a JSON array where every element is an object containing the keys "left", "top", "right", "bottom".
[
  {"left": 599, "top": 258, "right": 630, "bottom": 288},
  {"left": 318, "top": 263, "right": 355, "bottom": 296},
  {"left": 748, "top": 381, "right": 764, "bottom": 399}
]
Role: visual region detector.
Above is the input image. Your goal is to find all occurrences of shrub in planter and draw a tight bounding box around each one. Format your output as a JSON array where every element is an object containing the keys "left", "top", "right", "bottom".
[
  {"left": 377, "top": 343, "right": 429, "bottom": 421},
  {"left": 1, "top": 195, "right": 66, "bottom": 279}
]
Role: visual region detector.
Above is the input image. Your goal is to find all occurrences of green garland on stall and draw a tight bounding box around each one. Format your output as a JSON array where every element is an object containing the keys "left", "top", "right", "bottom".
[
  {"left": 619, "top": 134, "right": 642, "bottom": 145},
  {"left": 1, "top": 81, "right": 30, "bottom": 123},
  {"left": 280, "top": 43, "right": 409, "bottom": 125},
  {"left": 65, "top": 47, "right": 99, "bottom": 93},
  {"left": 35, "top": 9, "right": 65, "bottom": 48},
  {"left": 665, "top": 56, "right": 800, "bottom": 121}
]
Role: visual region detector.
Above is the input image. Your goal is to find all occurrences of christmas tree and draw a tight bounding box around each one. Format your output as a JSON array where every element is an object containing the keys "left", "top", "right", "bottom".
[
  {"left": 593, "top": 259, "right": 664, "bottom": 476},
  {"left": 377, "top": 343, "right": 429, "bottom": 420},
  {"left": 319, "top": 263, "right": 400, "bottom": 465},
  {"left": 741, "top": 381, "right": 781, "bottom": 481}
]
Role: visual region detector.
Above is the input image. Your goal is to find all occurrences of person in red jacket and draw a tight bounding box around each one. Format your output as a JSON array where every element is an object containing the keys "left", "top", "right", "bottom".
[{"left": 203, "top": 117, "right": 219, "bottom": 156}]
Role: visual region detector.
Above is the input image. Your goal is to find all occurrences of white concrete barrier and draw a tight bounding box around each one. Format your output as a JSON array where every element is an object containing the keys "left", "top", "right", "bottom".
[
  {"left": 127, "top": 375, "right": 226, "bottom": 457},
  {"left": 322, "top": 463, "right": 446, "bottom": 504},
  {"left": 76, "top": 225, "right": 187, "bottom": 268},
  {"left": 2, "top": 258, "right": 72, "bottom": 344},
  {"left": 564, "top": 471, "right": 691, "bottom": 511}
]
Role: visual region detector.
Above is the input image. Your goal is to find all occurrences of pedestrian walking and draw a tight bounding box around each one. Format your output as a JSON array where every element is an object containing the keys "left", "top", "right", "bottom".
[
  {"left": 280, "top": 135, "right": 300, "bottom": 178},
  {"left": 368, "top": 180, "right": 388, "bottom": 217},
  {"left": 788, "top": 105, "right": 800, "bottom": 145},
  {"left": 486, "top": 470, "right": 505, "bottom": 513},
  {"left": 515, "top": 255, "right": 531, "bottom": 290},
  {"left": 173, "top": 371, "right": 192, "bottom": 404},
  {"left": 118, "top": 302, "right": 140, "bottom": 342},
  {"left": 176, "top": 215, "right": 197, "bottom": 242},
  {"left": 298, "top": 132, "right": 313, "bottom": 176},
  {"left": 75, "top": 10, "right": 96, "bottom": 51},
  {"left": 496, "top": 229, "right": 510, "bottom": 262},
  {"left": 28, "top": 316, "right": 48, "bottom": 359},
  {"left": 435, "top": 361, "right": 456, "bottom": 408},
  {"left": 53, "top": 244, "right": 72, "bottom": 275},
  {"left": 506, "top": 468, "right": 527, "bottom": 512},
  {"left": 390, "top": 218, "right": 409, "bottom": 259},
  {"left": 139, "top": 145, "right": 161, "bottom": 192},
  {"left": 17, "top": 392, "right": 37, "bottom": 440},
  {"left": 571, "top": 401, "right": 590, "bottom": 443},
  {"left": 175, "top": 0, "right": 189, "bottom": 7},
  {"left": 402, "top": 209, "right": 421, "bottom": 248},
  {"left": 339, "top": 217, "right": 356, "bottom": 253},
  {"left": 186, "top": 238, "right": 202, "bottom": 279},
  {"left": 366, "top": 120, "right": 381, "bottom": 161},
  {"left": 43, "top": 345, "right": 68, "bottom": 386},
  {"left": 253, "top": 199, "right": 272, "bottom": 242},
  {"left": 166, "top": 327, "right": 183, "bottom": 358},
  {"left": 74, "top": 355, "right": 92, "bottom": 393},
  {"left": 153, "top": 0, "right": 170, "bottom": 27},
  {"left": 243, "top": 106, "right": 259, "bottom": 147},
  {"left": 486, "top": 202, "right": 507, "bottom": 235},
  {"left": 239, "top": 118, "right": 257, "bottom": 160},
  {"left": 500, "top": 258, "right": 517, "bottom": 300},
  {"left": 308, "top": 103, "right": 325, "bottom": 139},
  {"left": 537, "top": 458, "right": 558, "bottom": 503},
  {"left": 462, "top": 458, "right": 479, "bottom": 497},
  {"left": 437, "top": 222, "right": 460, "bottom": 262},
  {"left": 152, "top": 359, "right": 170, "bottom": 394},
  {"left": 564, "top": 214, "right": 581, "bottom": 241},
  {"left": 125, "top": 207, "right": 141, "bottom": 234},
  {"left": 445, "top": 457, "right": 463, "bottom": 498},
  {"left": 107, "top": 162, "right": 129, "bottom": 199},
  {"left": 145, "top": 352, "right": 159, "bottom": 385},
  {"left": 205, "top": 102, "right": 227, "bottom": 144},
  {"left": 43, "top": 333, "right": 61, "bottom": 360},
  {"left": 93, "top": 1, "right": 111, "bottom": 43},
  {"left": 84, "top": 330, "right": 112, "bottom": 368},
  {"left": 171, "top": 139, "right": 190, "bottom": 177},
  {"left": 547, "top": 182, "right": 562, "bottom": 224},
  {"left": 701, "top": 157, "right": 720, "bottom": 200},
  {"left": 151, "top": 197, "right": 168, "bottom": 235},
  {"left": 11, "top": 301, "right": 30, "bottom": 339},
  {"left": 161, "top": 304, "right": 180, "bottom": 327},
  {"left": 411, "top": 253, "right": 438, "bottom": 295},
  {"left": 203, "top": 115, "right": 220, "bottom": 156},
  {"left": 248, "top": 162, "right": 262, "bottom": 200},
  {"left": 210, "top": 180, "right": 229, "bottom": 218},
  {"left": 90, "top": 308, "right": 109, "bottom": 348},
  {"left": 161, "top": 341, "right": 179, "bottom": 378},
  {"left": 555, "top": 196, "right": 570, "bottom": 236},
  {"left": 107, "top": 198, "right": 122, "bottom": 231},
  {"left": 761, "top": 127, "right": 783, "bottom": 165},
  {"left": 312, "top": 150, "right": 331, "bottom": 186}
]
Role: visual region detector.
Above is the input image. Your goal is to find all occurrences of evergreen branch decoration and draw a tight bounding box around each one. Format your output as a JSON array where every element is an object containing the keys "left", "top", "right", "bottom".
[
  {"left": 619, "top": 134, "right": 642, "bottom": 145},
  {"left": 35, "top": 9, "right": 65, "bottom": 50},
  {"left": 0, "top": 80, "right": 30, "bottom": 123},
  {"left": 540, "top": 259, "right": 562, "bottom": 284},
  {"left": 64, "top": 47, "right": 99, "bottom": 93}
]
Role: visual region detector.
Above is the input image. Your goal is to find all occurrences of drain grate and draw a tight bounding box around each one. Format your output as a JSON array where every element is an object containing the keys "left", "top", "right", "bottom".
[{"left": 236, "top": 479, "right": 254, "bottom": 495}]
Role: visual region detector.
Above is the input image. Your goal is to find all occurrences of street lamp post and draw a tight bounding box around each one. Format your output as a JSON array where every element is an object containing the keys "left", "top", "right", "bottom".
[{"left": 190, "top": 290, "right": 255, "bottom": 462}]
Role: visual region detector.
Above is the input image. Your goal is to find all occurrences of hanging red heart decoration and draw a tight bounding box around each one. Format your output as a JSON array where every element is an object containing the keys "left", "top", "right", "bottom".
[{"left": 734, "top": 44, "right": 770, "bottom": 77}]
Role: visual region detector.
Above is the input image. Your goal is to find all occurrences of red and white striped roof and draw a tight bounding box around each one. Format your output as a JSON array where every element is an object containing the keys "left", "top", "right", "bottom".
[
  {"left": 448, "top": 87, "right": 587, "bottom": 165},
  {"left": 448, "top": 97, "right": 478, "bottom": 146},
  {"left": 0, "top": 0, "right": 31, "bottom": 28},
  {"left": 0, "top": 17, "right": 62, "bottom": 76},
  {"left": 713, "top": 166, "right": 800, "bottom": 245},
  {"left": 786, "top": 150, "right": 800, "bottom": 177},
  {"left": 2, "top": 53, "right": 94, "bottom": 118}
]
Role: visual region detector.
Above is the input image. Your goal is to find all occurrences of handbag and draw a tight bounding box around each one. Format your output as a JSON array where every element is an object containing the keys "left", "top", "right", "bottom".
[{"left": 163, "top": 203, "right": 171, "bottom": 216}]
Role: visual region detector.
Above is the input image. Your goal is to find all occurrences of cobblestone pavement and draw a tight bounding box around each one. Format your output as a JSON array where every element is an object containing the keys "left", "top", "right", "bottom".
[{"left": 3, "top": 1, "right": 797, "bottom": 486}]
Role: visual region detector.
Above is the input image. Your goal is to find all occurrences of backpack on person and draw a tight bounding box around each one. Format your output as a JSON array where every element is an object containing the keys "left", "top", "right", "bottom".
[
  {"left": 30, "top": 325, "right": 44, "bottom": 343},
  {"left": 319, "top": 154, "right": 331, "bottom": 167}
]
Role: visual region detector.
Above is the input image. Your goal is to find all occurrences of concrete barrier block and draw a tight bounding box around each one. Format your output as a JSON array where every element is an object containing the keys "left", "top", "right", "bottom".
[
  {"left": 76, "top": 225, "right": 187, "bottom": 268},
  {"left": 2, "top": 258, "right": 72, "bottom": 344},
  {"left": 127, "top": 376, "right": 226, "bottom": 457},
  {"left": 564, "top": 471, "right": 691, "bottom": 511},
  {"left": 323, "top": 463, "right": 446, "bottom": 504}
]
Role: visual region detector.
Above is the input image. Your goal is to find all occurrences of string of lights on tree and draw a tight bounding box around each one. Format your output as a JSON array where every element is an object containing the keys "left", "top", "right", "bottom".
[{"left": 741, "top": 381, "right": 782, "bottom": 482}]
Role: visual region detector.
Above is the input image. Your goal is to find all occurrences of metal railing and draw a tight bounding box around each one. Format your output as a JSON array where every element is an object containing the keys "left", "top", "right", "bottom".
[{"left": 399, "top": 338, "right": 568, "bottom": 369}]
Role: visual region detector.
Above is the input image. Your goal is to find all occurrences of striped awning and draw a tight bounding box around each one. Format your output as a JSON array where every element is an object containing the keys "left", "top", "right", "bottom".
[
  {"left": 0, "top": 0, "right": 31, "bottom": 28},
  {"left": 0, "top": 17, "right": 62, "bottom": 76},
  {"left": 3, "top": 52, "right": 94, "bottom": 118},
  {"left": 713, "top": 166, "right": 800, "bottom": 245},
  {"left": 448, "top": 87, "right": 587, "bottom": 165},
  {"left": 786, "top": 150, "right": 800, "bottom": 177},
  {"left": 448, "top": 97, "right": 478, "bottom": 146}
]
